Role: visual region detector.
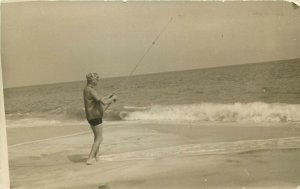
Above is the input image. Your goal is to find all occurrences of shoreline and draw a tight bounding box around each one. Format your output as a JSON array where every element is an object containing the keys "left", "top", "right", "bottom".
[{"left": 7, "top": 121, "right": 300, "bottom": 146}]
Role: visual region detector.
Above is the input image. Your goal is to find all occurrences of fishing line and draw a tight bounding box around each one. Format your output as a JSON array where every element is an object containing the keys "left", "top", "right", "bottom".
[{"left": 8, "top": 131, "right": 90, "bottom": 148}]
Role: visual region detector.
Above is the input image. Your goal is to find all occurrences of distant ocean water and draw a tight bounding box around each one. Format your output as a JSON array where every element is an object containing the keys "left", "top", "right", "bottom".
[{"left": 4, "top": 59, "right": 300, "bottom": 127}]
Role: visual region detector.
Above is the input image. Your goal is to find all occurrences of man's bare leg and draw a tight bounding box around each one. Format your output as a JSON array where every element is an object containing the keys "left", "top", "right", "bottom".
[{"left": 86, "top": 124, "right": 103, "bottom": 165}]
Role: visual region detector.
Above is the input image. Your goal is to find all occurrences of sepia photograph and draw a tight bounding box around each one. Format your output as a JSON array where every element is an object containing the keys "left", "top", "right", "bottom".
[{"left": 1, "top": 1, "right": 300, "bottom": 189}]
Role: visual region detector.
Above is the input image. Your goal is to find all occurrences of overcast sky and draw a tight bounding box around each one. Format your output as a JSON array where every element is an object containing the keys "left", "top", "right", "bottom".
[{"left": 1, "top": 1, "right": 300, "bottom": 88}]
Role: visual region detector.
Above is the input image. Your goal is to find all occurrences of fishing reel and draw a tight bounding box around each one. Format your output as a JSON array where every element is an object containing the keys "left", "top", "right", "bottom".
[{"left": 109, "top": 93, "right": 117, "bottom": 102}]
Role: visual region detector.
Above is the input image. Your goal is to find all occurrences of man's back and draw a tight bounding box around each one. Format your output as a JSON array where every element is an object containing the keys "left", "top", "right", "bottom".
[{"left": 83, "top": 86, "right": 103, "bottom": 121}]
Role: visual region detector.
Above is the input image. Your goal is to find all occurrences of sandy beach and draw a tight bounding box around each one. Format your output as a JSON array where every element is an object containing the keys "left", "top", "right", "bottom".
[{"left": 7, "top": 122, "right": 300, "bottom": 189}]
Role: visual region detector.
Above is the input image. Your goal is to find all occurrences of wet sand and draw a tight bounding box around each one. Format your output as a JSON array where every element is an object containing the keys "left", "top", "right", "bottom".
[{"left": 7, "top": 122, "right": 300, "bottom": 189}]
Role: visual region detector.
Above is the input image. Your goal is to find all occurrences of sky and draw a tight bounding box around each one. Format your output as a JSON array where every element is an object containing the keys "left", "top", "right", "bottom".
[{"left": 1, "top": 1, "right": 300, "bottom": 88}]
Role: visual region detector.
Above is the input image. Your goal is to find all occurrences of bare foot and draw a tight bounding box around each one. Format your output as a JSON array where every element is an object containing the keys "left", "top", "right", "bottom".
[{"left": 86, "top": 159, "right": 95, "bottom": 165}]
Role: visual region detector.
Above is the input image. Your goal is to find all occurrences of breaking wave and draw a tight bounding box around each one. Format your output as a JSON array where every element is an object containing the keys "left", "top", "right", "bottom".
[{"left": 120, "top": 102, "right": 300, "bottom": 123}]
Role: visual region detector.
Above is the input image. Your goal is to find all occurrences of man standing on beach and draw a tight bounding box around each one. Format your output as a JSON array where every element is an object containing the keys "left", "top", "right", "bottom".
[{"left": 83, "top": 72, "right": 117, "bottom": 165}]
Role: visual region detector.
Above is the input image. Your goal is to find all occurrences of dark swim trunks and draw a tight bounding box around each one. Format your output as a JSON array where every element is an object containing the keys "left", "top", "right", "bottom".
[{"left": 88, "top": 118, "right": 102, "bottom": 126}]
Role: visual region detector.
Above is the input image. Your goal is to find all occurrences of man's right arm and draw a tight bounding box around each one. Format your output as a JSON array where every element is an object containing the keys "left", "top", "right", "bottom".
[
  {"left": 90, "top": 88, "right": 117, "bottom": 105},
  {"left": 101, "top": 94, "right": 117, "bottom": 105}
]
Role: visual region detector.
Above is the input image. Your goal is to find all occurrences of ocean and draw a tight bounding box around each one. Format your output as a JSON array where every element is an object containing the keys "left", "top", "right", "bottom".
[{"left": 3, "top": 58, "right": 300, "bottom": 128}]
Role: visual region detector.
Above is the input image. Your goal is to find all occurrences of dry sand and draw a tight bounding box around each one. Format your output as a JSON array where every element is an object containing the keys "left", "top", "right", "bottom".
[{"left": 7, "top": 122, "right": 300, "bottom": 189}]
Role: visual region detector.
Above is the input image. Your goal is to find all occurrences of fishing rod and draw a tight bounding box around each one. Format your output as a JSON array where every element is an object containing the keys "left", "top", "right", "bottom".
[
  {"left": 104, "top": 17, "right": 174, "bottom": 112},
  {"left": 112, "top": 16, "right": 174, "bottom": 95},
  {"left": 105, "top": 2, "right": 188, "bottom": 111}
]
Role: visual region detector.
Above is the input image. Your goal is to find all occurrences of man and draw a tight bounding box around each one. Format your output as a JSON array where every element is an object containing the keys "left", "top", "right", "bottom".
[{"left": 83, "top": 72, "right": 117, "bottom": 165}]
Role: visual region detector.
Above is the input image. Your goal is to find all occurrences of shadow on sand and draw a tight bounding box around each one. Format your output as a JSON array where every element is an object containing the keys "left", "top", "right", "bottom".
[
  {"left": 98, "top": 184, "right": 109, "bottom": 189},
  {"left": 67, "top": 154, "right": 88, "bottom": 163}
]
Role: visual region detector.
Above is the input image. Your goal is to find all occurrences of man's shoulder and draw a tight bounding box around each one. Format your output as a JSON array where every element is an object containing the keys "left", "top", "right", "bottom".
[
  {"left": 84, "top": 85, "right": 93, "bottom": 91},
  {"left": 84, "top": 86, "right": 98, "bottom": 95},
  {"left": 83, "top": 86, "right": 93, "bottom": 94}
]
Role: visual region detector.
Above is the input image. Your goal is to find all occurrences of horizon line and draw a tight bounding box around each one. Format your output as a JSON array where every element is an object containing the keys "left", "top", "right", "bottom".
[{"left": 3, "top": 57, "right": 300, "bottom": 89}]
